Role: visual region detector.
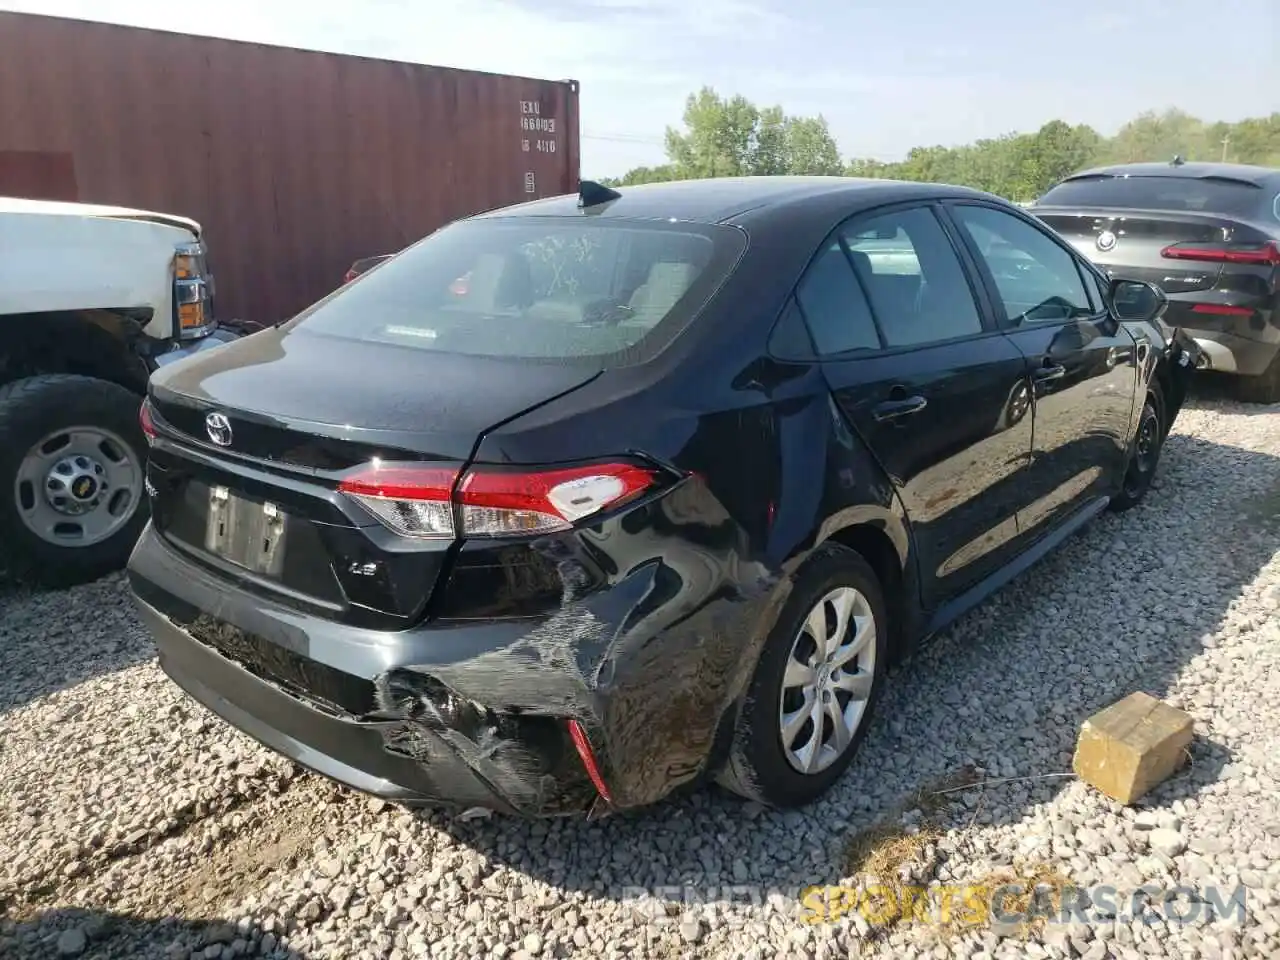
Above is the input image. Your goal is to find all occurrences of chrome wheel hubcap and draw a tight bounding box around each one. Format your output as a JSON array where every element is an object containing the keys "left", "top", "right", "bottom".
[
  {"left": 15, "top": 427, "right": 142, "bottom": 547},
  {"left": 779, "top": 586, "right": 877, "bottom": 775}
]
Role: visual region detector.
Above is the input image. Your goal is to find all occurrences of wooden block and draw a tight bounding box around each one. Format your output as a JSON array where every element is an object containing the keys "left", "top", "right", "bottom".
[{"left": 1072, "top": 692, "right": 1193, "bottom": 804}]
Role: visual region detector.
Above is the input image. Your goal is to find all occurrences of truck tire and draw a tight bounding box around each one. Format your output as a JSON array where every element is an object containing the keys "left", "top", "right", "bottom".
[
  {"left": 0, "top": 374, "right": 150, "bottom": 587},
  {"left": 1234, "top": 351, "right": 1280, "bottom": 405}
]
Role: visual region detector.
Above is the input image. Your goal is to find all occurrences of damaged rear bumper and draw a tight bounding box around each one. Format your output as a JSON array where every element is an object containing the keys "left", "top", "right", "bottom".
[{"left": 127, "top": 525, "right": 605, "bottom": 817}]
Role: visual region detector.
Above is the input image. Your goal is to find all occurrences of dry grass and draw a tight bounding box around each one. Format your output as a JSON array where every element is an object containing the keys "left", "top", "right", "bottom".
[
  {"left": 947, "top": 861, "right": 1076, "bottom": 938},
  {"left": 836, "top": 765, "right": 1073, "bottom": 938}
]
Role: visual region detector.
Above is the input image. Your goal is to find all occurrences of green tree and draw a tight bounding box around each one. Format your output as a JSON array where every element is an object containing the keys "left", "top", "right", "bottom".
[
  {"left": 601, "top": 95, "right": 1280, "bottom": 201},
  {"left": 612, "top": 87, "right": 843, "bottom": 184},
  {"left": 782, "top": 116, "right": 844, "bottom": 175}
]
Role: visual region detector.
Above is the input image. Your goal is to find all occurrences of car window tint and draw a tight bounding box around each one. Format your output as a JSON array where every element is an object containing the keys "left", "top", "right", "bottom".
[
  {"left": 1038, "top": 175, "right": 1264, "bottom": 217},
  {"left": 286, "top": 218, "right": 745, "bottom": 364},
  {"left": 767, "top": 298, "right": 818, "bottom": 360},
  {"left": 1081, "top": 264, "right": 1108, "bottom": 313},
  {"left": 951, "top": 205, "right": 1094, "bottom": 325},
  {"left": 794, "top": 242, "right": 881, "bottom": 356},
  {"left": 842, "top": 207, "right": 983, "bottom": 348}
]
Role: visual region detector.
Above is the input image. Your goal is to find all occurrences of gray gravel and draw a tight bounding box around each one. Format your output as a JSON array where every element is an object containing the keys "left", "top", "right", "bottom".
[{"left": 2, "top": 392, "right": 1279, "bottom": 960}]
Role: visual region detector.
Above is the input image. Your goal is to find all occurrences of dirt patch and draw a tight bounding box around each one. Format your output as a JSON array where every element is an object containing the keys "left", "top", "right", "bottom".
[
  {"left": 7, "top": 774, "right": 341, "bottom": 923},
  {"left": 164, "top": 784, "right": 336, "bottom": 917}
]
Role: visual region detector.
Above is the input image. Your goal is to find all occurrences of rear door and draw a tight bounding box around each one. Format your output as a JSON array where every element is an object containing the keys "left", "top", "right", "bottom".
[
  {"left": 802, "top": 203, "right": 1034, "bottom": 609},
  {"left": 944, "top": 201, "right": 1136, "bottom": 536}
]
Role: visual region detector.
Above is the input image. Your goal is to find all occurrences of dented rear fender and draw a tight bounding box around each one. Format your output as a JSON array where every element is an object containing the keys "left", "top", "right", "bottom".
[{"left": 384, "top": 472, "right": 793, "bottom": 812}]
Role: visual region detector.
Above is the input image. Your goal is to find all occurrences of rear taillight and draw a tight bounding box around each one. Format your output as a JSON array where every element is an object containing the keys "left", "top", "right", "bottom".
[
  {"left": 1191, "top": 303, "right": 1254, "bottom": 317},
  {"left": 337, "top": 461, "right": 661, "bottom": 539},
  {"left": 139, "top": 398, "right": 158, "bottom": 444},
  {"left": 337, "top": 465, "right": 456, "bottom": 537},
  {"left": 567, "top": 719, "right": 613, "bottom": 804},
  {"left": 1160, "top": 240, "right": 1280, "bottom": 266}
]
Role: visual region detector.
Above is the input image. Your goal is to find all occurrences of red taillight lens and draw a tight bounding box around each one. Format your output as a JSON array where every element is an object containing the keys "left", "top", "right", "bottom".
[
  {"left": 337, "top": 465, "right": 457, "bottom": 538},
  {"left": 567, "top": 719, "right": 613, "bottom": 804},
  {"left": 1191, "top": 303, "right": 1254, "bottom": 317},
  {"left": 459, "top": 463, "right": 658, "bottom": 535},
  {"left": 337, "top": 461, "right": 660, "bottom": 539},
  {"left": 139, "top": 398, "right": 158, "bottom": 444},
  {"left": 1160, "top": 240, "right": 1280, "bottom": 266}
]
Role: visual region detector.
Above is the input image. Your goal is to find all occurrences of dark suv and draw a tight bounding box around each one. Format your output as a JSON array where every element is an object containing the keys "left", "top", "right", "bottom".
[
  {"left": 1032, "top": 160, "right": 1280, "bottom": 403},
  {"left": 128, "top": 177, "right": 1198, "bottom": 818}
]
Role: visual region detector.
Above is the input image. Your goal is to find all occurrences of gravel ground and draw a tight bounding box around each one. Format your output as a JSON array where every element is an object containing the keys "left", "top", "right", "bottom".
[{"left": 2, "top": 391, "right": 1279, "bottom": 960}]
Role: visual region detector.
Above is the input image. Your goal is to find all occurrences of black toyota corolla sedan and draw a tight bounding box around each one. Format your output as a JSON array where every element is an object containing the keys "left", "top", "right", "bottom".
[{"left": 128, "top": 177, "right": 1199, "bottom": 818}]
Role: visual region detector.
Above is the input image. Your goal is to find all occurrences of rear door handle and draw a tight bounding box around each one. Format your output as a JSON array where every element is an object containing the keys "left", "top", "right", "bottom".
[
  {"left": 872, "top": 395, "right": 928, "bottom": 422},
  {"left": 1032, "top": 364, "right": 1066, "bottom": 384}
]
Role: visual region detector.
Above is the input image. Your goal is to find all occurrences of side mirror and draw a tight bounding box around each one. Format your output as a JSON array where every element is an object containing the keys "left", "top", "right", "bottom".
[{"left": 1109, "top": 278, "right": 1167, "bottom": 323}]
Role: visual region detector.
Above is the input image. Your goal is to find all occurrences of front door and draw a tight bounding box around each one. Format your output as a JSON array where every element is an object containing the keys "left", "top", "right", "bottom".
[
  {"left": 802, "top": 203, "right": 1035, "bottom": 609},
  {"left": 943, "top": 202, "right": 1137, "bottom": 536}
]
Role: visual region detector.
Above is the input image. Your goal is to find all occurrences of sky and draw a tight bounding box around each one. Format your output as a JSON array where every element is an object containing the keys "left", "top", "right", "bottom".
[{"left": 2, "top": 0, "right": 1276, "bottom": 179}]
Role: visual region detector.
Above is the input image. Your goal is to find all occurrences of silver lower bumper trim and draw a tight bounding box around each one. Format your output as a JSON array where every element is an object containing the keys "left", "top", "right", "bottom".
[{"left": 1192, "top": 338, "right": 1237, "bottom": 373}]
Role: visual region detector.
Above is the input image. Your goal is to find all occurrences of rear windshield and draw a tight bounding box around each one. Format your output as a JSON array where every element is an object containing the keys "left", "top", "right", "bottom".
[
  {"left": 288, "top": 216, "right": 746, "bottom": 363},
  {"left": 1037, "top": 175, "right": 1266, "bottom": 218}
]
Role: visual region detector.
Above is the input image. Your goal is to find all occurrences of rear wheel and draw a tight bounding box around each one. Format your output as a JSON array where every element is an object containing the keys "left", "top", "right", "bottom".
[
  {"left": 717, "top": 544, "right": 888, "bottom": 808},
  {"left": 0, "top": 375, "right": 149, "bottom": 587},
  {"left": 1110, "top": 390, "right": 1164, "bottom": 512},
  {"left": 1234, "top": 351, "right": 1280, "bottom": 405}
]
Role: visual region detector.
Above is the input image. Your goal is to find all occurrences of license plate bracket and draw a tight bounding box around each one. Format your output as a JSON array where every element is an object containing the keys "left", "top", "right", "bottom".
[{"left": 204, "top": 484, "right": 288, "bottom": 575}]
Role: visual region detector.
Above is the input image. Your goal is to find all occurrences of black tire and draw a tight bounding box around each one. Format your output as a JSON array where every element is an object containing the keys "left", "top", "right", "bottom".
[
  {"left": 1109, "top": 389, "right": 1165, "bottom": 513},
  {"left": 0, "top": 374, "right": 150, "bottom": 587},
  {"left": 716, "top": 543, "right": 889, "bottom": 808},
  {"left": 1234, "top": 351, "right": 1280, "bottom": 405}
]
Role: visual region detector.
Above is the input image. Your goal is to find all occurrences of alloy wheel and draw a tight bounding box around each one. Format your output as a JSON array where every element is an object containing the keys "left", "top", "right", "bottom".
[{"left": 778, "top": 586, "right": 878, "bottom": 775}]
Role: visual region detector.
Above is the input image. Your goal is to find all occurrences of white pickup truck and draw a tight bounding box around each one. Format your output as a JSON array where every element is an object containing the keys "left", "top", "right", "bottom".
[{"left": 0, "top": 197, "right": 242, "bottom": 586}]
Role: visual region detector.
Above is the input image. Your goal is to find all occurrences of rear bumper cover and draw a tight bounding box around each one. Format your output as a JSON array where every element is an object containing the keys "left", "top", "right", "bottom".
[
  {"left": 135, "top": 593, "right": 526, "bottom": 810},
  {"left": 127, "top": 513, "right": 774, "bottom": 815},
  {"left": 128, "top": 526, "right": 598, "bottom": 815},
  {"left": 1185, "top": 329, "right": 1279, "bottom": 376}
]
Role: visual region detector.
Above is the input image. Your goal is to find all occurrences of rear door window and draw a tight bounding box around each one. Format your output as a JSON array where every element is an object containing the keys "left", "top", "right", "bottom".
[
  {"left": 288, "top": 217, "right": 746, "bottom": 364},
  {"left": 840, "top": 207, "right": 985, "bottom": 348},
  {"left": 794, "top": 242, "right": 881, "bottom": 356}
]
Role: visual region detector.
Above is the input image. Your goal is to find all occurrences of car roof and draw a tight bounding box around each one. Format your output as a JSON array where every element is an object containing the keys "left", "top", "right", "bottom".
[
  {"left": 1056, "top": 161, "right": 1280, "bottom": 188},
  {"left": 468, "top": 176, "right": 997, "bottom": 226}
]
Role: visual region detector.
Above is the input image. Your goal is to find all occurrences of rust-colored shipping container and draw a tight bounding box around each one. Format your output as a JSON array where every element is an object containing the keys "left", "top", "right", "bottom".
[{"left": 0, "top": 12, "right": 581, "bottom": 323}]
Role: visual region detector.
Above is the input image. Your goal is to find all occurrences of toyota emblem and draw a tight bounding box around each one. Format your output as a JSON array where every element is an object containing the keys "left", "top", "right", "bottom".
[
  {"left": 205, "top": 412, "right": 233, "bottom": 447},
  {"left": 1096, "top": 230, "right": 1117, "bottom": 252}
]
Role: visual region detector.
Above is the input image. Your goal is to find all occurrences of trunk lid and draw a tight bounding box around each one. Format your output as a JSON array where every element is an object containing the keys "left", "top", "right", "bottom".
[
  {"left": 1032, "top": 207, "right": 1233, "bottom": 294},
  {"left": 146, "top": 326, "right": 600, "bottom": 626},
  {"left": 149, "top": 326, "right": 600, "bottom": 466}
]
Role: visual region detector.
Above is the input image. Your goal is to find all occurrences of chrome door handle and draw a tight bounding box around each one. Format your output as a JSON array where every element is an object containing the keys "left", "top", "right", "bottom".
[
  {"left": 872, "top": 395, "right": 928, "bottom": 422},
  {"left": 1032, "top": 364, "right": 1066, "bottom": 384}
]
